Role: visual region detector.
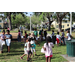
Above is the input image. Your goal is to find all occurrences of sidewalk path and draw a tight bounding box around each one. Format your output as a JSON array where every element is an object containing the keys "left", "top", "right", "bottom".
[{"left": 61, "top": 54, "right": 75, "bottom": 62}]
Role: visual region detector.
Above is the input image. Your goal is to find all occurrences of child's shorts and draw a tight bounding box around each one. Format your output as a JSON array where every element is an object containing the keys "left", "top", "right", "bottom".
[
  {"left": 56, "top": 38, "right": 59, "bottom": 44},
  {"left": 45, "top": 55, "right": 53, "bottom": 58},
  {"left": 27, "top": 50, "right": 32, "bottom": 55},
  {"left": 24, "top": 50, "right": 27, "bottom": 54}
]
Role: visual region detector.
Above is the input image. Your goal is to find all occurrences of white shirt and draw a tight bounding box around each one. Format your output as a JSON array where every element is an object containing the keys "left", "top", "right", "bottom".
[
  {"left": 26, "top": 42, "right": 31, "bottom": 51},
  {"left": 66, "top": 33, "right": 71, "bottom": 40},
  {"left": 0, "top": 34, "right": 5, "bottom": 40},
  {"left": 56, "top": 35, "right": 61, "bottom": 39},
  {"left": 24, "top": 43, "right": 27, "bottom": 51},
  {"left": 44, "top": 42, "right": 54, "bottom": 56}
]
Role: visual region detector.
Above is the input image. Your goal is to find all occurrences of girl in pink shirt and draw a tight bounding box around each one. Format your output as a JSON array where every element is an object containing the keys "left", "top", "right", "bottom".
[{"left": 42, "top": 36, "right": 54, "bottom": 62}]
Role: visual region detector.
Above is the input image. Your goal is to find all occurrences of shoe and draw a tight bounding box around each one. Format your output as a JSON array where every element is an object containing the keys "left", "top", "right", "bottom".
[
  {"left": 27, "top": 59, "right": 29, "bottom": 62},
  {"left": 20, "top": 57, "right": 23, "bottom": 59}
]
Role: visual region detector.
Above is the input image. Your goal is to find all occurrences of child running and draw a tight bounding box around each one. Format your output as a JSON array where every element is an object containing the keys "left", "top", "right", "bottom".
[
  {"left": 26, "top": 38, "right": 32, "bottom": 62},
  {"left": 20, "top": 38, "right": 28, "bottom": 59},
  {"left": 31, "top": 38, "right": 36, "bottom": 57},
  {"left": 56, "top": 32, "right": 61, "bottom": 46},
  {"left": 42, "top": 36, "right": 54, "bottom": 62}
]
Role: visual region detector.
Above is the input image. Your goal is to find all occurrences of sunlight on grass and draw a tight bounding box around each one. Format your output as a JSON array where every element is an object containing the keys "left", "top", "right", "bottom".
[{"left": 0, "top": 41, "right": 68, "bottom": 62}]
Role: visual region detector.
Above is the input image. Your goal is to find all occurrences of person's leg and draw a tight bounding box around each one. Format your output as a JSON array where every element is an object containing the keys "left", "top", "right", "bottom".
[
  {"left": 31, "top": 48, "right": 34, "bottom": 57},
  {"left": 45, "top": 56, "right": 48, "bottom": 62},
  {"left": 48, "top": 57, "right": 51, "bottom": 62},
  {"left": 63, "top": 37, "right": 65, "bottom": 45},
  {"left": 21, "top": 54, "right": 25, "bottom": 59},
  {"left": 1, "top": 45, "right": 3, "bottom": 53},
  {"left": 27, "top": 51, "right": 30, "bottom": 61},
  {"left": 33, "top": 49, "right": 36, "bottom": 55},
  {"left": 8, "top": 46, "right": 10, "bottom": 52}
]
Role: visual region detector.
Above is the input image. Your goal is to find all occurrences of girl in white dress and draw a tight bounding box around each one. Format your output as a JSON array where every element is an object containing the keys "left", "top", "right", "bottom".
[{"left": 42, "top": 36, "right": 54, "bottom": 62}]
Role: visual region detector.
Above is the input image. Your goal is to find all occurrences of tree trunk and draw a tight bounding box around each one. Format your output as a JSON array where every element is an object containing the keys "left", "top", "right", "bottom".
[
  {"left": 48, "top": 18, "right": 51, "bottom": 31},
  {"left": 7, "top": 13, "right": 12, "bottom": 30},
  {"left": 58, "top": 18, "right": 62, "bottom": 32}
]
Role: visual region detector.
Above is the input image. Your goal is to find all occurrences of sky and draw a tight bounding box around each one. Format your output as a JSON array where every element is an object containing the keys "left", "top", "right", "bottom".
[{"left": 26, "top": 12, "right": 33, "bottom": 16}]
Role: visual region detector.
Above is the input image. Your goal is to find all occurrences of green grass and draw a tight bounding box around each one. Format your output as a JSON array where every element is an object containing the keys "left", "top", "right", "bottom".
[{"left": 0, "top": 41, "right": 68, "bottom": 62}]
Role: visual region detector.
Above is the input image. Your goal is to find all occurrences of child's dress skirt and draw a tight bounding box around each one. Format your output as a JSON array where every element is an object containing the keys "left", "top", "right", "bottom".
[
  {"left": 6, "top": 39, "right": 11, "bottom": 46},
  {"left": 45, "top": 55, "right": 53, "bottom": 58}
]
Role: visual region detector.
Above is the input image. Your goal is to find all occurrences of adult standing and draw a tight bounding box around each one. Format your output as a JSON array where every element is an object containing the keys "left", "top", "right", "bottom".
[
  {"left": 5, "top": 30, "right": 11, "bottom": 53},
  {"left": 0, "top": 30, "right": 6, "bottom": 53}
]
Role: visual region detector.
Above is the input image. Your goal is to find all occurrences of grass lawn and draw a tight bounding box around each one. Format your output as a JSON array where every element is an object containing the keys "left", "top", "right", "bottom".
[
  {"left": 0, "top": 29, "right": 74, "bottom": 62},
  {"left": 0, "top": 41, "right": 68, "bottom": 62}
]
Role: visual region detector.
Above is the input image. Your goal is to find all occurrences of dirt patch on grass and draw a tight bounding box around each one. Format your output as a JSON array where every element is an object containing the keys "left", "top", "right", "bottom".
[{"left": 0, "top": 33, "right": 18, "bottom": 39}]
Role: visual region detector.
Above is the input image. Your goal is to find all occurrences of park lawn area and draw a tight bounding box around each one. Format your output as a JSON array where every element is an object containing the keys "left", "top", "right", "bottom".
[{"left": 0, "top": 41, "right": 68, "bottom": 62}]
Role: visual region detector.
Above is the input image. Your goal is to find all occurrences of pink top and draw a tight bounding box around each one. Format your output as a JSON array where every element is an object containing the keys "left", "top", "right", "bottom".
[
  {"left": 8, "top": 28, "right": 9, "bottom": 30},
  {"left": 18, "top": 32, "right": 21, "bottom": 36},
  {"left": 44, "top": 42, "right": 54, "bottom": 56}
]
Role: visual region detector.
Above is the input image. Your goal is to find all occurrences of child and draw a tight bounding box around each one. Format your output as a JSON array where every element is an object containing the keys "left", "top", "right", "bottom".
[
  {"left": 61, "top": 29, "right": 65, "bottom": 45},
  {"left": 0, "top": 30, "right": 5, "bottom": 53},
  {"left": 56, "top": 32, "right": 61, "bottom": 46},
  {"left": 31, "top": 38, "right": 36, "bottom": 57},
  {"left": 17, "top": 30, "right": 21, "bottom": 42},
  {"left": 5, "top": 30, "right": 12, "bottom": 53},
  {"left": 20, "top": 38, "right": 28, "bottom": 59},
  {"left": 52, "top": 30, "right": 55, "bottom": 36},
  {"left": 26, "top": 38, "right": 32, "bottom": 61},
  {"left": 42, "top": 36, "right": 54, "bottom": 62},
  {"left": 24, "top": 31, "right": 28, "bottom": 43},
  {"left": 27, "top": 33, "right": 31, "bottom": 39},
  {"left": 66, "top": 30, "right": 71, "bottom": 40}
]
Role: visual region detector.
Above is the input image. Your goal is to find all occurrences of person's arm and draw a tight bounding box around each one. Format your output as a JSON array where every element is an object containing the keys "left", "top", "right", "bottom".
[
  {"left": 35, "top": 40, "right": 40, "bottom": 46},
  {"left": 50, "top": 43, "right": 54, "bottom": 48},
  {"left": 24, "top": 46, "right": 27, "bottom": 48},
  {"left": 34, "top": 37, "right": 40, "bottom": 46},
  {"left": 42, "top": 46, "right": 46, "bottom": 51}
]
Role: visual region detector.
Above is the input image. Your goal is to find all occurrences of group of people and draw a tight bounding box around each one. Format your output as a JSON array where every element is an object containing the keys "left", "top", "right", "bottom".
[
  {"left": 0, "top": 28, "right": 72, "bottom": 62},
  {"left": 20, "top": 32, "right": 40, "bottom": 62},
  {"left": 19, "top": 29, "right": 72, "bottom": 62},
  {"left": 0, "top": 30, "right": 12, "bottom": 53},
  {"left": 52, "top": 30, "right": 72, "bottom": 46}
]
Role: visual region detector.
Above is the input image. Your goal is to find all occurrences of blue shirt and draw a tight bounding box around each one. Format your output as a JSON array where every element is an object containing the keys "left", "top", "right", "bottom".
[{"left": 5, "top": 34, "right": 11, "bottom": 39}]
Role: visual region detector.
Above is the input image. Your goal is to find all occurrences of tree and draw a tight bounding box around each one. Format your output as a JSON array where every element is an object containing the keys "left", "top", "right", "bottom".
[
  {"left": 0, "top": 12, "right": 27, "bottom": 30},
  {"left": 31, "top": 15, "right": 41, "bottom": 25},
  {"left": 11, "top": 14, "right": 27, "bottom": 28},
  {"left": 34, "top": 12, "right": 54, "bottom": 31},
  {"left": 53, "top": 12, "right": 68, "bottom": 32}
]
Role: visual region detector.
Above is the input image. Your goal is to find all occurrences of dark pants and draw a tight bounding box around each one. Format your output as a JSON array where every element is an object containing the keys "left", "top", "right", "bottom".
[
  {"left": 52, "top": 36, "right": 56, "bottom": 44},
  {"left": 61, "top": 37, "right": 65, "bottom": 45},
  {"left": 17, "top": 35, "right": 21, "bottom": 42}
]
